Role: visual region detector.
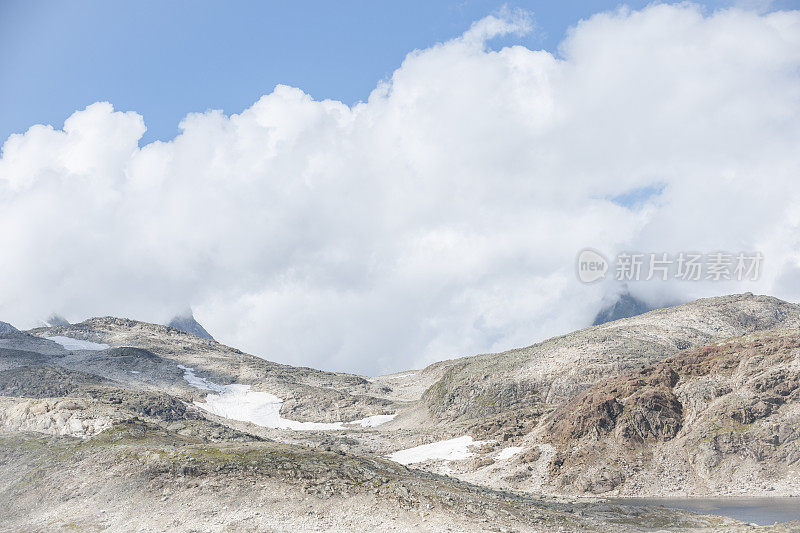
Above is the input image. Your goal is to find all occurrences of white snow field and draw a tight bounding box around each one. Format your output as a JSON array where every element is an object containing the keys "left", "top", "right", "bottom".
[
  {"left": 349, "top": 414, "right": 397, "bottom": 427},
  {"left": 179, "top": 366, "right": 395, "bottom": 430},
  {"left": 197, "top": 384, "right": 347, "bottom": 430},
  {"left": 45, "top": 336, "right": 110, "bottom": 351},
  {"left": 387, "top": 436, "right": 484, "bottom": 465},
  {"left": 496, "top": 446, "right": 524, "bottom": 460}
]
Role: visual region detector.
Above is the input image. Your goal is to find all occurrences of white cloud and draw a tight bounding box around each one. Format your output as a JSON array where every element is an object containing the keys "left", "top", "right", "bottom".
[{"left": 1, "top": 5, "right": 799, "bottom": 375}]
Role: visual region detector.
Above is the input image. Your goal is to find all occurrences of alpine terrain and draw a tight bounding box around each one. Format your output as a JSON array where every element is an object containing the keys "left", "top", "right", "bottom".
[{"left": 1, "top": 293, "right": 799, "bottom": 531}]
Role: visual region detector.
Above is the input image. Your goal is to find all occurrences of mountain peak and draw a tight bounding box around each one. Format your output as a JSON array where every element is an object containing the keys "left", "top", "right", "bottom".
[
  {"left": 166, "top": 310, "right": 214, "bottom": 340},
  {"left": 45, "top": 314, "right": 70, "bottom": 327},
  {"left": 0, "top": 321, "right": 18, "bottom": 334},
  {"left": 592, "top": 291, "right": 654, "bottom": 325}
]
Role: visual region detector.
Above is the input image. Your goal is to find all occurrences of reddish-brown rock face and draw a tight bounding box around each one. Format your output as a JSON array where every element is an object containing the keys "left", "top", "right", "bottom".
[{"left": 530, "top": 330, "right": 800, "bottom": 495}]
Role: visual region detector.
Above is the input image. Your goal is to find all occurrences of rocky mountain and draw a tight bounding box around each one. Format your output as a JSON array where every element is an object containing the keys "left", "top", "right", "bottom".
[
  {"left": 0, "top": 321, "right": 18, "bottom": 334},
  {"left": 418, "top": 293, "right": 800, "bottom": 423},
  {"left": 452, "top": 327, "right": 800, "bottom": 499},
  {"left": 167, "top": 310, "right": 215, "bottom": 340},
  {"left": 23, "top": 316, "right": 395, "bottom": 424},
  {"left": 1, "top": 293, "right": 799, "bottom": 530},
  {"left": 45, "top": 313, "right": 70, "bottom": 327},
  {"left": 592, "top": 290, "right": 657, "bottom": 325}
]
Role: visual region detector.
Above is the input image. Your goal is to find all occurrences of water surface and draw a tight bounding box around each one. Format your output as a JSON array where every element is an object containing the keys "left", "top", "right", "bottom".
[{"left": 610, "top": 497, "right": 800, "bottom": 526}]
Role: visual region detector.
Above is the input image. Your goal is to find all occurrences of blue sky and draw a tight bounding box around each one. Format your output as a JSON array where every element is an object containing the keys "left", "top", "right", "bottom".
[{"left": 1, "top": 0, "right": 782, "bottom": 145}]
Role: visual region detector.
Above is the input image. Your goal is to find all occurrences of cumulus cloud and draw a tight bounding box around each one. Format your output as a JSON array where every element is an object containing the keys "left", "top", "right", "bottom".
[{"left": 1, "top": 4, "right": 799, "bottom": 374}]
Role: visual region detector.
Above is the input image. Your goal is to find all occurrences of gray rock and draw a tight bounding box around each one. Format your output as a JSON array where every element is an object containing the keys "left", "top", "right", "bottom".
[
  {"left": 0, "top": 321, "right": 18, "bottom": 334},
  {"left": 593, "top": 291, "right": 655, "bottom": 325},
  {"left": 46, "top": 314, "right": 70, "bottom": 327},
  {"left": 167, "top": 310, "right": 214, "bottom": 340}
]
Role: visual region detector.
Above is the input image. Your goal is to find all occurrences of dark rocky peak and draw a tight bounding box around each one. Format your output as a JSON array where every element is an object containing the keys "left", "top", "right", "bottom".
[
  {"left": 593, "top": 291, "right": 655, "bottom": 325},
  {"left": 45, "top": 314, "right": 70, "bottom": 327},
  {"left": 166, "top": 310, "right": 214, "bottom": 340},
  {"left": 0, "top": 321, "right": 19, "bottom": 334}
]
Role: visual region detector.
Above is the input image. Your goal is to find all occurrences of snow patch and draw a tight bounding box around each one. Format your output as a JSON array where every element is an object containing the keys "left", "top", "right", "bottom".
[
  {"left": 178, "top": 365, "right": 226, "bottom": 392},
  {"left": 348, "top": 414, "right": 397, "bottom": 427},
  {"left": 45, "top": 336, "right": 109, "bottom": 351},
  {"left": 180, "top": 366, "right": 395, "bottom": 431},
  {"left": 496, "top": 446, "right": 524, "bottom": 460},
  {"left": 195, "top": 384, "right": 346, "bottom": 431},
  {"left": 388, "top": 436, "right": 484, "bottom": 465}
]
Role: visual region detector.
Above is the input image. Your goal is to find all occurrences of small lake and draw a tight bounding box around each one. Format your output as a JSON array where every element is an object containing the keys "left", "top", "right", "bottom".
[{"left": 609, "top": 498, "right": 800, "bottom": 526}]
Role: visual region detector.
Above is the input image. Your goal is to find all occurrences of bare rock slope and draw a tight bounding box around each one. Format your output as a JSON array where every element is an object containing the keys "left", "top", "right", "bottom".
[
  {"left": 419, "top": 294, "right": 800, "bottom": 423},
  {"left": 1, "top": 293, "right": 799, "bottom": 530},
  {"left": 0, "top": 422, "right": 744, "bottom": 532},
  {"left": 530, "top": 328, "right": 800, "bottom": 496},
  {"left": 26, "top": 317, "right": 396, "bottom": 423}
]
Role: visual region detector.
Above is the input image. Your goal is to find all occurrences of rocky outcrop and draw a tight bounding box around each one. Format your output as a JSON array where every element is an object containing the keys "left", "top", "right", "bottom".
[
  {"left": 280, "top": 385, "right": 395, "bottom": 423},
  {"left": 167, "top": 310, "right": 214, "bottom": 340},
  {"left": 45, "top": 314, "right": 70, "bottom": 327},
  {"left": 0, "top": 321, "right": 18, "bottom": 335},
  {"left": 531, "top": 329, "right": 800, "bottom": 496},
  {"left": 592, "top": 291, "right": 656, "bottom": 325},
  {"left": 548, "top": 364, "right": 682, "bottom": 444},
  {"left": 0, "top": 397, "right": 115, "bottom": 437}
]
